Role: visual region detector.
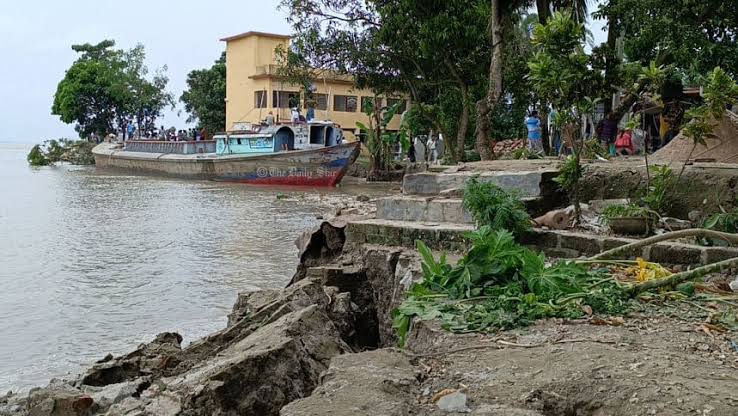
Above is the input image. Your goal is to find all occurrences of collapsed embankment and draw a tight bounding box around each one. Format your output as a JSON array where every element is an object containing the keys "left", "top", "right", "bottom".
[
  {"left": 0, "top": 217, "right": 420, "bottom": 416},
  {"left": 5, "top": 215, "right": 738, "bottom": 416}
]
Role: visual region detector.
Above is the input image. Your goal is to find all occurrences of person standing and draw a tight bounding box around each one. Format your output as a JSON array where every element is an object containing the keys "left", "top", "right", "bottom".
[
  {"left": 600, "top": 113, "right": 618, "bottom": 156},
  {"left": 265, "top": 111, "right": 275, "bottom": 126},
  {"left": 525, "top": 111, "right": 543, "bottom": 153},
  {"left": 306, "top": 104, "right": 315, "bottom": 122},
  {"left": 291, "top": 108, "right": 300, "bottom": 125},
  {"left": 127, "top": 122, "right": 135, "bottom": 140}
]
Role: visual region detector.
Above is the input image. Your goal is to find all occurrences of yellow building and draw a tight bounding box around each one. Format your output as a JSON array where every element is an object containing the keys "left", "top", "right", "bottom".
[{"left": 220, "top": 31, "right": 405, "bottom": 141}]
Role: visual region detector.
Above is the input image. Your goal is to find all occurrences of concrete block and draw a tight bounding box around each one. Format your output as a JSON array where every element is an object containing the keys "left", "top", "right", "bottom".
[
  {"left": 402, "top": 170, "right": 552, "bottom": 198},
  {"left": 538, "top": 247, "right": 581, "bottom": 258},
  {"left": 558, "top": 232, "right": 604, "bottom": 256},
  {"left": 704, "top": 247, "right": 738, "bottom": 264},
  {"left": 647, "top": 243, "right": 704, "bottom": 265},
  {"left": 520, "top": 229, "right": 560, "bottom": 249}
]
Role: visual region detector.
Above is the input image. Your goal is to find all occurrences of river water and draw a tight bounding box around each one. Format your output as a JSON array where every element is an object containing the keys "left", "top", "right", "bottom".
[{"left": 0, "top": 142, "right": 363, "bottom": 392}]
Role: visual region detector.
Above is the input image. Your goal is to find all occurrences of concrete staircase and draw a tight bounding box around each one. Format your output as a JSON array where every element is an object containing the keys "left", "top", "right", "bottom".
[{"left": 345, "top": 168, "right": 563, "bottom": 252}]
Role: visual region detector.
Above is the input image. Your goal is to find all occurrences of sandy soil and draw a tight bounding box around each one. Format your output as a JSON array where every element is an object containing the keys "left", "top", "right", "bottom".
[{"left": 407, "top": 301, "right": 738, "bottom": 415}]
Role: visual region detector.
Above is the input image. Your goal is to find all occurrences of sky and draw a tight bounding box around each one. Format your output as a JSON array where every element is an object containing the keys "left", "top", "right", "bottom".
[
  {"left": 0, "top": 1, "right": 608, "bottom": 143},
  {"left": 0, "top": 0, "right": 288, "bottom": 143}
]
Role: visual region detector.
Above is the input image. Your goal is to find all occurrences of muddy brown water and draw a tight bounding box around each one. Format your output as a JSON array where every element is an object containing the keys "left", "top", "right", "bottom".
[{"left": 0, "top": 142, "right": 390, "bottom": 393}]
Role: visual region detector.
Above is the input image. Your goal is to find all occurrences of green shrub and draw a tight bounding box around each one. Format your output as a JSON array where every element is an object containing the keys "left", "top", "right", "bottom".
[
  {"left": 392, "top": 227, "right": 630, "bottom": 345},
  {"left": 462, "top": 177, "right": 531, "bottom": 238},
  {"left": 703, "top": 208, "right": 738, "bottom": 234},
  {"left": 601, "top": 203, "right": 652, "bottom": 224},
  {"left": 641, "top": 165, "right": 674, "bottom": 215},
  {"left": 27, "top": 145, "right": 50, "bottom": 166}
]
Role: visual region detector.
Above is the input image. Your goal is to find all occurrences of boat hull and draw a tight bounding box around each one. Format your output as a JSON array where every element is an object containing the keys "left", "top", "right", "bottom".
[{"left": 92, "top": 142, "right": 360, "bottom": 187}]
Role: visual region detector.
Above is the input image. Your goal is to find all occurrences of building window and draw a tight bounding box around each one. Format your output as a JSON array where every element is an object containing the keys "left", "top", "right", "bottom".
[
  {"left": 386, "top": 98, "right": 406, "bottom": 112},
  {"left": 305, "top": 94, "right": 328, "bottom": 111},
  {"left": 254, "top": 91, "right": 268, "bottom": 108},
  {"left": 273, "top": 90, "right": 300, "bottom": 108},
  {"left": 334, "top": 95, "right": 358, "bottom": 112}
]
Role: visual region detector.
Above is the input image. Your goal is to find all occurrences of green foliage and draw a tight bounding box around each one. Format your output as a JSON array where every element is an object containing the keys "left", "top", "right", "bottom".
[
  {"left": 703, "top": 208, "right": 738, "bottom": 234},
  {"left": 601, "top": 203, "right": 651, "bottom": 223},
  {"left": 26, "top": 139, "right": 96, "bottom": 166},
  {"left": 554, "top": 155, "right": 582, "bottom": 193},
  {"left": 27, "top": 145, "right": 50, "bottom": 166},
  {"left": 52, "top": 40, "right": 172, "bottom": 138},
  {"left": 683, "top": 68, "right": 738, "bottom": 148},
  {"left": 462, "top": 178, "right": 531, "bottom": 238},
  {"left": 358, "top": 99, "right": 409, "bottom": 172},
  {"left": 595, "top": 0, "right": 738, "bottom": 78},
  {"left": 393, "top": 228, "right": 630, "bottom": 345},
  {"left": 580, "top": 138, "right": 609, "bottom": 160},
  {"left": 512, "top": 148, "right": 543, "bottom": 160},
  {"left": 180, "top": 52, "right": 226, "bottom": 134},
  {"left": 641, "top": 165, "right": 675, "bottom": 215}
]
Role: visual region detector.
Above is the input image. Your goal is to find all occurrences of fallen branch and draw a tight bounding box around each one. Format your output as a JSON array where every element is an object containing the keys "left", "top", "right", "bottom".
[
  {"left": 590, "top": 229, "right": 738, "bottom": 260},
  {"left": 629, "top": 257, "right": 738, "bottom": 295}
]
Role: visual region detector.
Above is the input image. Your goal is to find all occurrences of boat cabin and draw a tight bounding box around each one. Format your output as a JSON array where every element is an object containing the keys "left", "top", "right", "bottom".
[{"left": 214, "top": 121, "right": 343, "bottom": 155}]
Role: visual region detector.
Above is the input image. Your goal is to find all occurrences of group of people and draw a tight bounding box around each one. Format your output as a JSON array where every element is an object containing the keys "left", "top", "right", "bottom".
[
  {"left": 260, "top": 107, "right": 317, "bottom": 127},
  {"left": 523, "top": 108, "right": 679, "bottom": 157},
  {"left": 122, "top": 123, "right": 208, "bottom": 142},
  {"left": 407, "top": 134, "right": 445, "bottom": 166}
]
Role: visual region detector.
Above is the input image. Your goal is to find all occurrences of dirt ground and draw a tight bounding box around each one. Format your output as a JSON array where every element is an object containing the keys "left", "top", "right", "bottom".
[{"left": 406, "top": 301, "right": 738, "bottom": 416}]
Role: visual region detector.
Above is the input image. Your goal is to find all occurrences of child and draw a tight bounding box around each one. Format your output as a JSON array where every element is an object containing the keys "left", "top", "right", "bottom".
[{"left": 615, "top": 128, "right": 635, "bottom": 155}]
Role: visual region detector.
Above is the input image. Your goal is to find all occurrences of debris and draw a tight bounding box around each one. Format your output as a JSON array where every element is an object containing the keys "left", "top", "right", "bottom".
[
  {"left": 659, "top": 217, "right": 692, "bottom": 231},
  {"left": 729, "top": 279, "right": 738, "bottom": 293},
  {"left": 436, "top": 391, "right": 470, "bottom": 413},
  {"left": 626, "top": 258, "right": 672, "bottom": 282},
  {"left": 431, "top": 388, "right": 458, "bottom": 403},
  {"left": 533, "top": 208, "right": 572, "bottom": 230},
  {"left": 728, "top": 339, "right": 738, "bottom": 353}
]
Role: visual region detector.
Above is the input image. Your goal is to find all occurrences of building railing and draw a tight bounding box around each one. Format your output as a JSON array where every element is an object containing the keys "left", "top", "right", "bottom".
[{"left": 124, "top": 140, "right": 216, "bottom": 154}]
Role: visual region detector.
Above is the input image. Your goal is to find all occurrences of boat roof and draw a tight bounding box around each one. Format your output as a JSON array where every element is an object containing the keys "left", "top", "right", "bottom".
[{"left": 214, "top": 120, "right": 340, "bottom": 137}]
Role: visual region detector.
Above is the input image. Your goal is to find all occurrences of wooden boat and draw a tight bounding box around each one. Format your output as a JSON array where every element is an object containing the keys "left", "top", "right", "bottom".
[{"left": 92, "top": 121, "right": 360, "bottom": 186}]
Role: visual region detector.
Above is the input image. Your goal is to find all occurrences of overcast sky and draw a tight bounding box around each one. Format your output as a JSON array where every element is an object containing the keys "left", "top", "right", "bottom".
[
  {"left": 0, "top": 1, "right": 607, "bottom": 143},
  {"left": 0, "top": 0, "right": 288, "bottom": 143}
]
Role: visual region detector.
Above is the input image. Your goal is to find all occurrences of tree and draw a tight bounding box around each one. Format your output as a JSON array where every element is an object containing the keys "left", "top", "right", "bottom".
[
  {"left": 528, "top": 12, "right": 603, "bottom": 220},
  {"left": 473, "top": 0, "right": 531, "bottom": 160},
  {"left": 125, "top": 45, "right": 174, "bottom": 136},
  {"left": 181, "top": 52, "right": 227, "bottom": 135},
  {"left": 52, "top": 40, "right": 172, "bottom": 138},
  {"left": 596, "top": 0, "right": 738, "bottom": 78},
  {"left": 280, "top": 0, "right": 495, "bottom": 165}
]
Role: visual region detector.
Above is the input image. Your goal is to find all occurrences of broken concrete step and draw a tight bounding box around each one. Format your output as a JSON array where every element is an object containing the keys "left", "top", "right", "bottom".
[
  {"left": 375, "top": 196, "right": 546, "bottom": 224},
  {"left": 402, "top": 170, "right": 558, "bottom": 197},
  {"left": 280, "top": 349, "right": 418, "bottom": 416},
  {"left": 376, "top": 197, "right": 474, "bottom": 224},
  {"left": 345, "top": 218, "right": 474, "bottom": 252}
]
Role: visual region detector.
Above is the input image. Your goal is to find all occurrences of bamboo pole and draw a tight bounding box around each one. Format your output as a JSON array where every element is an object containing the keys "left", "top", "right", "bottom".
[
  {"left": 630, "top": 257, "right": 738, "bottom": 294},
  {"left": 589, "top": 229, "right": 738, "bottom": 260}
]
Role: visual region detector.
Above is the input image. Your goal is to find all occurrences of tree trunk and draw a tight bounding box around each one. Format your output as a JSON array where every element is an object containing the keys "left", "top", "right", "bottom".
[
  {"left": 603, "top": 7, "right": 619, "bottom": 114},
  {"left": 475, "top": 0, "right": 505, "bottom": 161},
  {"left": 540, "top": 110, "right": 551, "bottom": 154},
  {"left": 474, "top": 99, "right": 492, "bottom": 160},
  {"left": 536, "top": 0, "right": 550, "bottom": 24},
  {"left": 445, "top": 60, "right": 469, "bottom": 164},
  {"left": 456, "top": 100, "right": 469, "bottom": 163}
]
